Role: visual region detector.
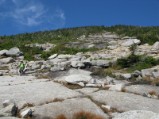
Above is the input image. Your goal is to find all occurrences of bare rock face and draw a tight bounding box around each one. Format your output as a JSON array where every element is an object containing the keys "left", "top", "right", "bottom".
[
  {"left": 125, "top": 85, "right": 159, "bottom": 96},
  {"left": 89, "top": 90, "right": 159, "bottom": 113},
  {"left": 0, "top": 76, "right": 81, "bottom": 110},
  {"left": 113, "top": 110, "right": 159, "bottom": 119},
  {"left": 33, "top": 98, "right": 108, "bottom": 119}
]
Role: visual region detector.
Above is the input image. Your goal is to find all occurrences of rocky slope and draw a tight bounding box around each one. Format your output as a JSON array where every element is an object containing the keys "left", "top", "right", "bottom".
[{"left": 1, "top": 32, "right": 159, "bottom": 119}]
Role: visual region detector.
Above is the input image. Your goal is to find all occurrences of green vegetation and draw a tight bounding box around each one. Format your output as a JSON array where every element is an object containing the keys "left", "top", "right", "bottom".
[
  {"left": 41, "top": 44, "right": 98, "bottom": 60},
  {"left": 19, "top": 45, "right": 43, "bottom": 60},
  {"left": 105, "top": 25, "right": 159, "bottom": 45},
  {"left": 116, "top": 54, "right": 159, "bottom": 72},
  {"left": 0, "top": 26, "right": 106, "bottom": 50}
]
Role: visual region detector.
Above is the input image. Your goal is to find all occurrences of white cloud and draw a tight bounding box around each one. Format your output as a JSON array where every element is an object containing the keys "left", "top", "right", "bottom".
[
  {"left": 56, "top": 9, "right": 66, "bottom": 20},
  {"left": 0, "top": 0, "right": 66, "bottom": 28},
  {"left": 11, "top": 2, "right": 45, "bottom": 26}
]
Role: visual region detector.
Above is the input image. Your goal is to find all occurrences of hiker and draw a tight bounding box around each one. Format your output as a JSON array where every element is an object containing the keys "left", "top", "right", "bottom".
[{"left": 18, "top": 61, "right": 26, "bottom": 75}]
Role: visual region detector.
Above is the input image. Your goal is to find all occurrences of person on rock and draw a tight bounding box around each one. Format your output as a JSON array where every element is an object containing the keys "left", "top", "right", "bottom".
[{"left": 18, "top": 61, "right": 26, "bottom": 75}]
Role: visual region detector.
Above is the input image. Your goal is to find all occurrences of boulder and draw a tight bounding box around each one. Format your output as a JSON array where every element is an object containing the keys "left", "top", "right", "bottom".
[
  {"left": 151, "top": 41, "right": 159, "bottom": 51},
  {"left": 0, "top": 50, "right": 8, "bottom": 56},
  {"left": 71, "top": 61, "right": 85, "bottom": 68},
  {"left": 86, "top": 83, "right": 102, "bottom": 87},
  {"left": 2, "top": 100, "right": 12, "bottom": 108},
  {"left": 91, "top": 60, "right": 110, "bottom": 67},
  {"left": 113, "top": 110, "right": 159, "bottom": 119},
  {"left": 65, "top": 74, "right": 92, "bottom": 84},
  {"left": 0, "top": 103, "right": 17, "bottom": 117},
  {"left": 132, "top": 70, "right": 141, "bottom": 77},
  {"left": 121, "top": 73, "right": 132, "bottom": 79},
  {"left": 108, "top": 84, "right": 125, "bottom": 92},
  {"left": 50, "top": 65, "right": 65, "bottom": 72},
  {"left": 101, "top": 105, "right": 111, "bottom": 111},
  {"left": 88, "top": 44, "right": 95, "bottom": 48},
  {"left": 31, "top": 64, "right": 41, "bottom": 70},
  {"left": 103, "top": 76, "right": 130, "bottom": 85},
  {"left": 48, "top": 54, "right": 58, "bottom": 59},
  {"left": 0, "top": 72, "right": 3, "bottom": 76},
  {"left": 6, "top": 47, "right": 22, "bottom": 56},
  {"left": 141, "top": 68, "right": 153, "bottom": 78},
  {"left": 121, "top": 39, "right": 141, "bottom": 47},
  {"left": 57, "top": 54, "right": 72, "bottom": 59},
  {"left": 152, "top": 70, "right": 159, "bottom": 78},
  {"left": 0, "top": 57, "right": 14, "bottom": 64},
  {"left": 20, "top": 108, "right": 33, "bottom": 118},
  {"left": 107, "top": 45, "right": 118, "bottom": 50}
]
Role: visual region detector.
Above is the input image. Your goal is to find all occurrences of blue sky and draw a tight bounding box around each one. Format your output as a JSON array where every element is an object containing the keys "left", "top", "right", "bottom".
[{"left": 0, "top": 0, "right": 159, "bottom": 35}]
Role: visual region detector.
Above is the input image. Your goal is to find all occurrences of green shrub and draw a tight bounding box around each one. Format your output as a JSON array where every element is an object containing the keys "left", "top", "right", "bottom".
[
  {"left": 117, "top": 54, "right": 141, "bottom": 68},
  {"left": 117, "top": 54, "right": 159, "bottom": 71},
  {"left": 20, "top": 46, "right": 43, "bottom": 61}
]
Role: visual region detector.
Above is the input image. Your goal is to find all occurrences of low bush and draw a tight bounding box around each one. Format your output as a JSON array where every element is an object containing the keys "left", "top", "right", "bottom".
[
  {"left": 91, "top": 67, "right": 115, "bottom": 78},
  {"left": 55, "top": 111, "right": 104, "bottom": 119},
  {"left": 19, "top": 45, "right": 43, "bottom": 61},
  {"left": 116, "top": 54, "right": 159, "bottom": 72}
]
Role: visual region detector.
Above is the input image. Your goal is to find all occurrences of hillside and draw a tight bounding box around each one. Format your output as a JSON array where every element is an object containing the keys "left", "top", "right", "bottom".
[
  {"left": 0, "top": 25, "right": 159, "bottom": 61},
  {"left": 1, "top": 25, "right": 159, "bottom": 119}
]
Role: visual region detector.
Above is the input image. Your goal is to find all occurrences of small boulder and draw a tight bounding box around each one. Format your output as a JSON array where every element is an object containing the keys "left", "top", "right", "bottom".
[
  {"left": 65, "top": 74, "right": 92, "bottom": 84},
  {"left": 20, "top": 109, "right": 33, "bottom": 118},
  {"left": 6, "top": 47, "right": 22, "bottom": 56},
  {"left": 121, "top": 73, "right": 131, "bottom": 80},
  {"left": 151, "top": 41, "right": 159, "bottom": 51},
  {"left": 0, "top": 57, "right": 14, "bottom": 64},
  {"left": 57, "top": 54, "right": 72, "bottom": 59},
  {"left": 0, "top": 72, "right": 3, "bottom": 76},
  {"left": 71, "top": 61, "right": 85, "bottom": 68},
  {"left": 0, "top": 49, "right": 8, "bottom": 56},
  {"left": 121, "top": 39, "right": 141, "bottom": 47},
  {"left": 108, "top": 84, "right": 125, "bottom": 92},
  {"left": 48, "top": 54, "right": 58, "bottom": 60},
  {"left": 141, "top": 68, "right": 153, "bottom": 78},
  {"left": 91, "top": 60, "right": 110, "bottom": 67},
  {"left": 2, "top": 100, "right": 12, "bottom": 107},
  {"left": 152, "top": 70, "right": 159, "bottom": 78}
]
